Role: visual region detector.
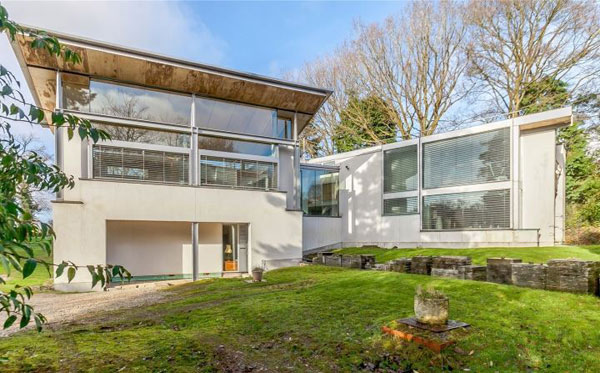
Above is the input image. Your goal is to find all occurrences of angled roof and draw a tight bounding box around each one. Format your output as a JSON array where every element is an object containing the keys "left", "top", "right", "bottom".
[{"left": 10, "top": 26, "right": 332, "bottom": 131}]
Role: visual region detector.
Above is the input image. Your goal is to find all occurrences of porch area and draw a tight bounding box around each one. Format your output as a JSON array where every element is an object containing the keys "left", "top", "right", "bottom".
[{"left": 106, "top": 220, "right": 250, "bottom": 281}]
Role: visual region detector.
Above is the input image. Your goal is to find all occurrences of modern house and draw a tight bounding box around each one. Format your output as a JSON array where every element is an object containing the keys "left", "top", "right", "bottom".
[
  {"left": 11, "top": 29, "right": 571, "bottom": 291},
  {"left": 302, "top": 107, "right": 570, "bottom": 251}
]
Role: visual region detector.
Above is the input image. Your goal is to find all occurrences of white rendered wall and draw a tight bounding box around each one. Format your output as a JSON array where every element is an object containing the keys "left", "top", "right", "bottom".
[
  {"left": 302, "top": 217, "right": 342, "bottom": 251},
  {"left": 53, "top": 135, "right": 303, "bottom": 290},
  {"left": 106, "top": 221, "right": 191, "bottom": 277},
  {"left": 519, "top": 129, "right": 557, "bottom": 245}
]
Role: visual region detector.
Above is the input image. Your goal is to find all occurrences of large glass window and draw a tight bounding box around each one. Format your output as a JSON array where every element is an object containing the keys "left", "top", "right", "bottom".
[
  {"left": 200, "top": 155, "right": 277, "bottom": 190},
  {"left": 384, "top": 145, "right": 418, "bottom": 193},
  {"left": 423, "top": 128, "right": 510, "bottom": 189},
  {"left": 422, "top": 189, "right": 510, "bottom": 230},
  {"left": 301, "top": 167, "right": 339, "bottom": 217},
  {"left": 195, "top": 96, "right": 280, "bottom": 139},
  {"left": 64, "top": 79, "right": 192, "bottom": 125},
  {"left": 95, "top": 123, "right": 190, "bottom": 148},
  {"left": 93, "top": 145, "right": 189, "bottom": 184},
  {"left": 383, "top": 197, "right": 418, "bottom": 216},
  {"left": 198, "top": 136, "right": 277, "bottom": 157}
]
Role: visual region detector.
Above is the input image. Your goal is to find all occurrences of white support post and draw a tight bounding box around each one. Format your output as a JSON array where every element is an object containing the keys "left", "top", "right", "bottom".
[
  {"left": 511, "top": 118, "right": 520, "bottom": 230},
  {"left": 192, "top": 222, "right": 199, "bottom": 281},
  {"left": 292, "top": 112, "right": 300, "bottom": 209},
  {"left": 55, "top": 71, "right": 64, "bottom": 200},
  {"left": 190, "top": 94, "right": 198, "bottom": 186}
]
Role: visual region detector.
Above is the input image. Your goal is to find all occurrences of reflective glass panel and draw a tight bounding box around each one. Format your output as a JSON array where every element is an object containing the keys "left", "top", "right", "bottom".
[
  {"left": 423, "top": 128, "right": 510, "bottom": 189},
  {"left": 422, "top": 189, "right": 510, "bottom": 230},
  {"left": 198, "top": 136, "right": 277, "bottom": 157},
  {"left": 195, "top": 96, "right": 279, "bottom": 138}
]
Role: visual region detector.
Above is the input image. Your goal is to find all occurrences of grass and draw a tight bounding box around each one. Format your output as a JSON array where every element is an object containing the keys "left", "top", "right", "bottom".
[
  {"left": 335, "top": 245, "right": 600, "bottom": 265},
  {"left": 1, "top": 265, "right": 599, "bottom": 372},
  {"left": 0, "top": 243, "right": 53, "bottom": 292}
]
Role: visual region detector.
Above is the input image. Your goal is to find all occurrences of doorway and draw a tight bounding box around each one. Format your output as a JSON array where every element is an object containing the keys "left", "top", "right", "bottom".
[{"left": 222, "top": 224, "right": 249, "bottom": 272}]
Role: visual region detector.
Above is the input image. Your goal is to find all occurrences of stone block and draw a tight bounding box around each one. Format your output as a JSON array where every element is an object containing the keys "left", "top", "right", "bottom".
[
  {"left": 458, "top": 265, "right": 487, "bottom": 281},
  {"left": 360, "top": 255, "right": 376, "bottom": 269},
  {"left": 411, "top": 256, "right": 433, "bottom": 275},
  {"left": 511, "top": 263, "right": 547, "bottom": 289},
  {"left": 547, "top": 259, "right": 600, "bottom": 294},
  {"left": 431, "top": 268, "right": 461, "bottom": 279},
  {"left": 389, "top": 258, "right": 412, "bottom": 273},
  {"left": 324, "top": 255, "right": 342, "bottom": 267},
  {"left": 487, "top": 258, "right": 522, "bottom": 284}
]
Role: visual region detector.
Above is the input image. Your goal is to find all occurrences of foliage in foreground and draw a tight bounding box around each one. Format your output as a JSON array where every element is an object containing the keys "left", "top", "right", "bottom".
[
  {"left": 0, "top": 4, "right": 129, "bottom": 332},
  {"left": 0, "top": 266, "right": 599, "bottom": 372}
]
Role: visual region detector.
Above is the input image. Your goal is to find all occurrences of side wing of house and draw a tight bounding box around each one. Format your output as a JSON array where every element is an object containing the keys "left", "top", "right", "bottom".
[{"left": 302, "top": 108, "right": 570, "bottom": 251}]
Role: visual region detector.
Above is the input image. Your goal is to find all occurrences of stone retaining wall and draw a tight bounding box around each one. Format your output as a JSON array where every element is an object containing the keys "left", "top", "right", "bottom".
[
  {"left": 388, "top": 258, "right": 412, "bottom": 273},
  {"left": 431, "top": 256, "right": 472, "bottom": 279},
  {"left": 487, "top": 258, "right": 522, "bottom": 284},
  {"left": 546, "top": 259, "right": 600, "bottom": 294},
  {"left": 411, "top": 256, "right": 433, "bottom": 275},
  {"left": 315, "top": 252, "right": 600, "bottom": 296},
  {"left": 511, "top": 263, "right": 547, "bottom": 289},
  {"left": 458, "top": 265, "right": 487, "bottom": 281}
]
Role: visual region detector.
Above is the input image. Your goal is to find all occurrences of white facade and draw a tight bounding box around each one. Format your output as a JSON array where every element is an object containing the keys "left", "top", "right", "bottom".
[
  {"left": 303, "top": 108, "right": 570, "bottom": 251},
  {"left": 11, "top": 29, "right": 571, "bottom": 291}
]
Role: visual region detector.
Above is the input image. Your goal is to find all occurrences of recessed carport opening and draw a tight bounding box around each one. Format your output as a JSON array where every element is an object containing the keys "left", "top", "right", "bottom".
[{"left": 106, "top": 220, "right": 249, "bottom": 282}]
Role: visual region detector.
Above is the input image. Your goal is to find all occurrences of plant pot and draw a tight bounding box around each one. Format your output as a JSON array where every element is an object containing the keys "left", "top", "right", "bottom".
[
  {"left": 414, "top": 295, "right": 449, "bottom": 325},
  {"left": 252, "top": 270, "right": 263, "bottom": 282}
]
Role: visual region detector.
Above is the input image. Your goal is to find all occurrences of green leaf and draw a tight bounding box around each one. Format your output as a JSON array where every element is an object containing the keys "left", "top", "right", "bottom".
[
  {"left": 34, "top": 315, "right": 43, "bottom": 332},
  {"left": 3, "top": 315, "right": 16, "bottom": 329},
  {"left": 1, "top": 256, "right": 11, "bottom": 277},
  {"left": 22, "top": 259, "right": 36, "bottom": 279},
  {"left": 67, "top": 267, "right": 76, "bottom": 283},
  {"left": 55, "top": 262, "right": 66, "bottom": 278}
]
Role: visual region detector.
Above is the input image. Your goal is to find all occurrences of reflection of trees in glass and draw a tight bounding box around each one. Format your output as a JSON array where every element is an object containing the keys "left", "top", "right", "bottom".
[
  {"left": 423, "top": 190, "right": 509, "bottom": 230},
  {"left": 300, "top": 168, "right": 339, "bottom": 216},
  {"left": 63, "top": 82, "right": 95, "bottom": 111},
  {"left": 478, "top": 128, "right": 509, "bottom": 182},
  {"left": 198, "top": 137, "right": 235, "bottom": 153},
  {"left": 96, "top": 123, "right": 189, "bottom": 148}
]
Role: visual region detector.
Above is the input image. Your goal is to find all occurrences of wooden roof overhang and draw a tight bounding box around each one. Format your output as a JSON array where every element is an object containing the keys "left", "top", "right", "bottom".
[{"left": 10, "top": 27, "right": 332, "bottom": 133}]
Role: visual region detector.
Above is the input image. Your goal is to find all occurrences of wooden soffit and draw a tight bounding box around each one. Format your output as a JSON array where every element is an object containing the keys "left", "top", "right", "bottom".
[{"left": 12, "top": 29, "right": 331, "bottom": 130}]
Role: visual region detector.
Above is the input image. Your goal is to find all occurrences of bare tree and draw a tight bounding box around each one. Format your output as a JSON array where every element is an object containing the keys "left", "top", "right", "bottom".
[
  {"left": 465, "top": 0, "right": 600, "bottom": 116},
  {"left": 351, "top": 0, "right": 470, "bottom": 139},
  {"left": 295, "top": 49, "right": 359, "bottom": 157}
]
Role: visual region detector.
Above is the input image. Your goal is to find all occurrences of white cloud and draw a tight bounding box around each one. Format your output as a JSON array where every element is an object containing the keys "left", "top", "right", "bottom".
[
  {"left": 0, "top": 0, "right": 228, "bottom": 154},
  {"left": 3, "top": 0, "right": 227, "bottom": 64}
]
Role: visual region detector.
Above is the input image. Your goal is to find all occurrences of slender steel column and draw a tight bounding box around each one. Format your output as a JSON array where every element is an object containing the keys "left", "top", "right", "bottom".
[
  {"left": 292, "top": 112, "right": 301, "bottom": 209},
  {"left": 190, "top": 94, "right": 199, "bottom": 186},
  {"left": 192, "top": 222, "right": 199, "bottom": 281},
  {"left": 55, "top": 71, "right": 64, "bottom": 200}
]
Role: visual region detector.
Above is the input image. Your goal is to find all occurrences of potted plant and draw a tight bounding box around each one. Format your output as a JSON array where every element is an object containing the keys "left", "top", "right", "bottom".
[
  {"left": 252, "top": 266, "right": 264, "bottom": 282},
  {"left": 414, "top": 286, "right": 449, "bottom": 325}
]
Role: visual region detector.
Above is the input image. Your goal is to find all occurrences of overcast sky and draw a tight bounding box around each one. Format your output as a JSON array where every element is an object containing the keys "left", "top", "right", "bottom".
[{"left": 1, "top": 0, "right": 406, "bottom": 154}]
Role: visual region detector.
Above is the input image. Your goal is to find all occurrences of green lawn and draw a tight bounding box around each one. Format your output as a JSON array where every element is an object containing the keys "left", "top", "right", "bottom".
[
  {"left": 1, "top": 265, "right": 599, "bottom": 372},
  {"left": 335, "top": 245, "right": 600, "bottom": 265},
  {"left": 0, "top": 243, "right": 53, "bottom": 292}
]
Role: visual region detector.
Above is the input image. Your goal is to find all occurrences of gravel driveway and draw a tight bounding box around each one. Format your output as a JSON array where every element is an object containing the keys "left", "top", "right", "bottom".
[{"left": 0, "top": 280, "right": 189, "bottom": 337}]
